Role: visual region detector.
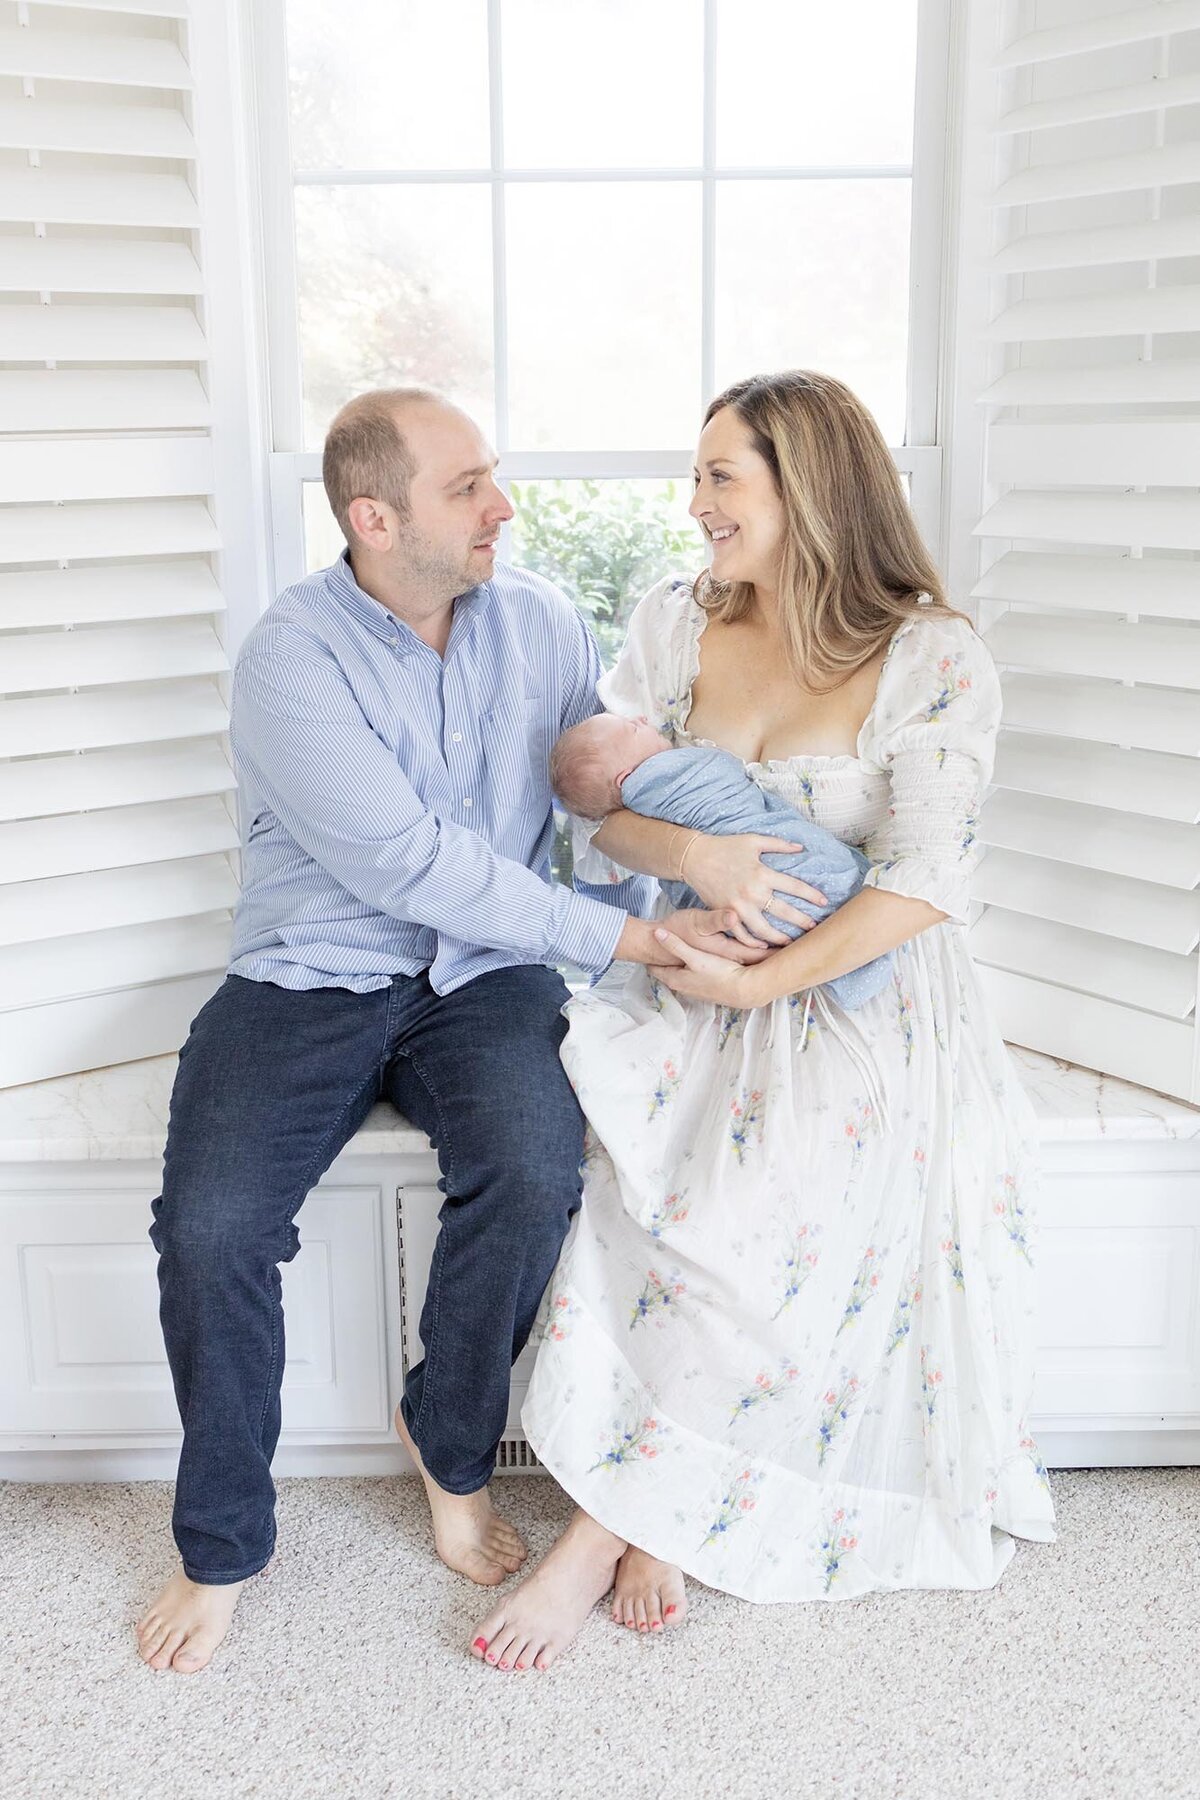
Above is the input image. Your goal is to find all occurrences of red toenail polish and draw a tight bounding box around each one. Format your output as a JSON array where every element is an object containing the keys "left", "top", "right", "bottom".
[
  {"left": 516, "top": 1662, "right": 526, "bottom": 1671},
  {"left": 499, "top": 1661, "right": 509, "bottom": 1669},
  {"left": 665, "top": 1605, "right": 677, "bottom": 1616},
  {"left": 472, "top": 1638, "right": 487, "bottom": 1651},
  {"left": 486, "top": 1654, "right": 496, "bottom": 1663},
  {"left": 651, "top": 1621, "right": 663, "bottom": 1631}
]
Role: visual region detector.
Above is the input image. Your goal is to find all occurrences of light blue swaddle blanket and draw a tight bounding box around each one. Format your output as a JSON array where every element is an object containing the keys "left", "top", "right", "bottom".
[{"left": 620, "top": 743, "right": 893, "bottom": 1010}]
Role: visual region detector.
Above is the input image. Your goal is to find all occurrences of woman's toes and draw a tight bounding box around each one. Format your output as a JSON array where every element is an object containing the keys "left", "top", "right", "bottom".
[
  {"left": 646, "top": 1591, "right": 664, "bottom": 1631},
  {"left": 610, "top": 1594, "right": 624, "bottom": 1625},
  {"left": 634, "top": 1597, "right": 648, "bottom": 1633}
]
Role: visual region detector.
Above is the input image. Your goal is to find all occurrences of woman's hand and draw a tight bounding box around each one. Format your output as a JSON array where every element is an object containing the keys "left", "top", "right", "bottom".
[
  {"left": 658, "top": 908, "right": 773, "bottom": 965},
  {"left": 650, "top": 925, "right": 774, "bottom": 1007},
  {"left": 684, "top": 833, "right": 829, "bottom": 947}
]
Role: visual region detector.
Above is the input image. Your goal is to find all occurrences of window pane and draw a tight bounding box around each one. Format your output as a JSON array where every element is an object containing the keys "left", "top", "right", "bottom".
[
  {"left": 715, "top": 179, "right": 911, "bottom": 444},
  {"left": 294, "top": 184, "right": 495, "bottom": 450},
  {"left": 510, "top": 477, "right": 699, "bottom": 666},
  {"left": 506, "top": 184, "right": 702, "bottom": 450},
  {"left": 716, "top": 0, "right": 918, "bottom": 167},
  {"left": 303, "top": 482, "right": 343, "bottom": 574},
  {"left": 285, "top": 0, "right": 490, "bottom": 171},
  {"left": 501, "top": 0, "right": 702, "bottom": 168}
]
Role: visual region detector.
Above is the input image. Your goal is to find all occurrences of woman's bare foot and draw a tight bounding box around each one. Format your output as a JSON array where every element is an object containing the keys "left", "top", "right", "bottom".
[
  {"left": 611, "top": 1546, "right": 688, "bottom": 1632},
  {"left": 396, "top": 1405, "right": 527, "bottom": 1586},
  {"left": 470, "top": 1508, "right": 625, "bottom": 1672},
  {"left": 136, "top": 1568, "right": 244, "bottom": 1674}
]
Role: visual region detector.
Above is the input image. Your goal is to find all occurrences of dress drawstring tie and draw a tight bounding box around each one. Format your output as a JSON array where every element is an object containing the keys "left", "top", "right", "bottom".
[{"left": 768, "top": 986, "right": 891, "bottom": 1134}]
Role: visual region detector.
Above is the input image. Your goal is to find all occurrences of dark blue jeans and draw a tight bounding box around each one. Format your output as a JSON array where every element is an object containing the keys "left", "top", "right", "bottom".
[{"left": 150, "top": 964, "right": 583, "bottom": 1585}]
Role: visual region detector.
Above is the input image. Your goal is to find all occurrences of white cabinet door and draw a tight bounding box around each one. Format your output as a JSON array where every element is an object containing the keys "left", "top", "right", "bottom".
[
  {"left": 1032, "top": 1164, "right": 1200, "bottom": 1422},
  {"left": 0, "top": 1168, "right": 395, "bottom": 1437}
]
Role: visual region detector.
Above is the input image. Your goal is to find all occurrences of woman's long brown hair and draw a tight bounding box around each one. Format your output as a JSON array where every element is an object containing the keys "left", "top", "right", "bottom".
[{"left": 694, "top": 370, "right": 969, "bottom": 691}]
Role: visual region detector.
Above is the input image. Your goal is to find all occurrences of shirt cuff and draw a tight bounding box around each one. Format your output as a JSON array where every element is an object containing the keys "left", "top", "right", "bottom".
[{"left": 550, "top": 888, "right": 627, "bottom": 971}]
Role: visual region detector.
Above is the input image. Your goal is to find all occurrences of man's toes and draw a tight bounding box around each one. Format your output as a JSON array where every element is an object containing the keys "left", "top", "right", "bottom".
[
  {"left": 172, "top": 1637, "right": 214, "bottom": 1674},
  {"left": 137, "top": 1622, "right": 168, "bottom": 1663},
  {"left": 457, "top": 1547, "right": 508, "bottom": 1588},
  {"left": 149, "top": 1630, "right": 185, "bottom": 1671}
]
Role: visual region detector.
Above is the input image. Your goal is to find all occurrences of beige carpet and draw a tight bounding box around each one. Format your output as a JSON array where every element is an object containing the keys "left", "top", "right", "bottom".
[{"left": 2, "top": 1470, "right": 1198, "bottom": 1800}]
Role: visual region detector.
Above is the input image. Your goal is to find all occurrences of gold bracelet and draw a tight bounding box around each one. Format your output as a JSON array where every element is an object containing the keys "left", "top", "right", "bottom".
[
  {"left": 677, "top": 831, "right": 700, "bottom": 887},
  {"left": 663, "top": 824, "right": 686, "bottom": 881}
]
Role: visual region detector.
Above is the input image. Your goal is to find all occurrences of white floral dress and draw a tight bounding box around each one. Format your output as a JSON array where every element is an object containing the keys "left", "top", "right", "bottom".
[{"left": 522, "top": 577, "right": 1056, "bottom": 1603}]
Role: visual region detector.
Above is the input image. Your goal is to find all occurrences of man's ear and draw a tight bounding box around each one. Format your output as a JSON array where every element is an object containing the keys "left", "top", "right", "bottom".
[{"left": 347, "top": 495, "right": 394, "bottom": 551}]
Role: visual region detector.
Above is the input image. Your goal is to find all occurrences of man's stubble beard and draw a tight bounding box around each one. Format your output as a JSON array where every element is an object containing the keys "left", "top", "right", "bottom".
[{"left": 393, "top": 519, "right": 482, "bottom": 602}]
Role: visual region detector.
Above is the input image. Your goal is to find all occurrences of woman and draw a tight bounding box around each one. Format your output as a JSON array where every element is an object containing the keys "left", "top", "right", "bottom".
[{"left": 471, "top": 371, "right": 1056, "bottom": 1673}]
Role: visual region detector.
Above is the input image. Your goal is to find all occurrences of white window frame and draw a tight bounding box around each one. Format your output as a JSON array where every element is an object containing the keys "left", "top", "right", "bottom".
[{"left": 251, "top": 0, "right": 952, "bottom": 596}]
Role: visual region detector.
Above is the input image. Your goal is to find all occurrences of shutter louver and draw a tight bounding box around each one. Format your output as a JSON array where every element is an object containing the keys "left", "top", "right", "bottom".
[
  {"left": 969, "top": 1, "right": 1200, "bottom": 1100},
  {"left": 0, "top": 2, "right": 235, "bottom": 1089}
]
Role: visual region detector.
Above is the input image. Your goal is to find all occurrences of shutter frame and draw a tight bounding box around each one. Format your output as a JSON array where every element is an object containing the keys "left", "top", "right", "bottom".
[
  {"left": 961, "top": 0, "right": 1200, "bottom": 1101},
  {"left": 0, "top": 2, "right": 249, "bottom": 1088}
]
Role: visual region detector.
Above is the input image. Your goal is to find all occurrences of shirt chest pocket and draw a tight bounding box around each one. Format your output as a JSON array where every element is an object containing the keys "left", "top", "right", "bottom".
[{"left": 482, "top": 692, "right": 552, "bottom": 789}]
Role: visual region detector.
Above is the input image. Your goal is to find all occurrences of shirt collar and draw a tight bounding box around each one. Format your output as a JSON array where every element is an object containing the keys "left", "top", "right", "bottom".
[{"left": 326, "top": 550, "right": 494, "bottom": 652}]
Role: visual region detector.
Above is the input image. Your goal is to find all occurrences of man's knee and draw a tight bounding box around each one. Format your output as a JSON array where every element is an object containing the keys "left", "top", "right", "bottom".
[{"left": 150, "top": 1175, "right": 299, "bottom": 1276}]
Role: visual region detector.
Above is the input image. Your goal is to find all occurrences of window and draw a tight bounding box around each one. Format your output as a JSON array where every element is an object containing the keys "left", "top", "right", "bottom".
[{"left": 260, "top": 0, "right": 948, "bottom": 617}]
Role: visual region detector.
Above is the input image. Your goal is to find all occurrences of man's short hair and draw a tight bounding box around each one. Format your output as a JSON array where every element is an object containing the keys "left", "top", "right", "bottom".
[{"left": 322, "top": 386, "right": 441, "bottom": 544}]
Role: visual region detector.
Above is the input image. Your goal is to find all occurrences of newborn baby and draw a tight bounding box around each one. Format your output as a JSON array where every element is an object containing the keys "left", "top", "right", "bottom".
[{"left": 551, "top": 712, "right": 892, "bottom": 1010}]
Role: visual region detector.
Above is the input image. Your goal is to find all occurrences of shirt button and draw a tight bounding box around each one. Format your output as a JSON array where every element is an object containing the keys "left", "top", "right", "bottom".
[
  {"left": 462, "top": 797, "right": 473, "bottom": 808},
  {"left": 451, "top": 732, "right": 463, "bottom": 742}
]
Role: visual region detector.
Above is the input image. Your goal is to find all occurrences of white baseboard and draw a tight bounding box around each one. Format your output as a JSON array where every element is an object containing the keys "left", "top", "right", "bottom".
[{"left": 2, "top": 1429, "right": 1196, "bottom": 1483}]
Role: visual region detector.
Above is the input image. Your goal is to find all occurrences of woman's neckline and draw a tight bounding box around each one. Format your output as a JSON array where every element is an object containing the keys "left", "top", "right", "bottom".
[{"left": 676, "top": 589, "right": 918, "bottom": 770}]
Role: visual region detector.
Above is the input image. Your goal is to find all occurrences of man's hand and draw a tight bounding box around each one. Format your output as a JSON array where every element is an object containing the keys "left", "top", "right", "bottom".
[{"left": 656, "top": 908, "right": 773, "bottom": 966}]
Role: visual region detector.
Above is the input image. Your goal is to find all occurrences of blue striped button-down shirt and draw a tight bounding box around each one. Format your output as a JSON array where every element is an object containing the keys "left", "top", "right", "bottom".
[{"left": 227, "top": 552, "right": 655, "bottom": 994}]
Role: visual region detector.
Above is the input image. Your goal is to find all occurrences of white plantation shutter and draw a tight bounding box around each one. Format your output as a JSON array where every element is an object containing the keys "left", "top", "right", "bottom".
[
  {"left": 965, "top": 0, "right": 1200, "bottom": 1101},
  {"left": 0, "top": 0, "right": 243, "bottom": 1089}
]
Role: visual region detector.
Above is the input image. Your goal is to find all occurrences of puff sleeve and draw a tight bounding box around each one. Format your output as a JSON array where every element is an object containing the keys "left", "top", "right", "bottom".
[
  {"left": 858, "top": 612, "right": 1000, "bottom": 927},
  {"left": 569, "top": 576, "right": 699, "bottom": 887}
]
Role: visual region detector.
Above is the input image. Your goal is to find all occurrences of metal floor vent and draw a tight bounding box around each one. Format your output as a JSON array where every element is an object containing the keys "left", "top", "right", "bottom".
[{"left": 494, "top": 1434, "right": 544, "bottom": 1473}]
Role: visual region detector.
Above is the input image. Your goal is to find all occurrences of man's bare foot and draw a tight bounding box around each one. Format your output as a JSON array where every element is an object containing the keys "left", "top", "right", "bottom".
[
  {"left": 396, "top": 1405, "right": 526, "bottom": 1586},
  {"left": 611, "top": 1546, "right": 688, "bottom": 1632},
  {"left": 136, "top": 1568, "right": 243, "bottom": 1674},
  {"left": 470, "top": 1507, "right": 625, "bottom": 1672}
]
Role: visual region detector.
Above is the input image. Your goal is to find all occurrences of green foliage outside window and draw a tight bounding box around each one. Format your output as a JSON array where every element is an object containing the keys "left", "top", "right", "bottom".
[
  {"left": 508, "top": 478, "right": 699, "bottom": 900},
  {"left": 510, "top": 478, "right": 698, "bottom": 669}
]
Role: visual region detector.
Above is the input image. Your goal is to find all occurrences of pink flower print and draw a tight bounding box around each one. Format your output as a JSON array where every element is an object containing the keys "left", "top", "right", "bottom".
[
  {"left": 729, "top": 1364, "right": 800, "bottom": 1423},
  {"left": 893, "top": 971, "right": 915, "bottom": 1067},
  {"left": 836, "top": 1246, "right": 884, "bottom": 1336},
  {"left": 699, "top": 1466, "right": 765, "bottom": 1548},
  {"left": 541, "top": 1290, "right": 581, "bottom": 1344},
  {"left": 773, "top": 1222, "right": 821, "bottom": 1319},
  {"left": 630, "top": 1268, "right": 687, "bottom": 1330},
  {"left": 647, "top": 1058, "right": 680, "bottom": 1122},
  {"left": 1019, "top": 1427, "right": 1052, "bottom": 1492},
  {"left": 941, "top": 1237, "right": 965, "bottom": 1291},
  {"left": 885, "top": 1268, "right": 922, "bottom": 1356},
  {"left": 843, "top": 1101, "right": 875, "bottom": 1169},
  {"left": 729, "top": 1087, "right": 765, "bottom": 1164},
  {"left": 648, "top": 1188, "right": 691, "bottom": 1239},
  {"left": 817, "top": 1504, "right": 861, "bottom": 1592},
  {"left": 994, "top": 1173, "right": 1032, "bottom": 1264},
  {"left": 589, "top": 1411, "right": 667, "bottom": 1473},
  {"left": 816, "top": 1374, "right": 861, "bottom": 1466},
  {"left": 919, "top": 1346, "right": 943, "bottom": 1426},
  {"left": 923, "top": 653, "right": 971, "bottom": 723}
]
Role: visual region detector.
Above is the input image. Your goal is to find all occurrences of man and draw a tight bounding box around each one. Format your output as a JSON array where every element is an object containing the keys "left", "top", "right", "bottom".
[{"left": 135, "top": 387, "right": 761, "bottom": 1674}]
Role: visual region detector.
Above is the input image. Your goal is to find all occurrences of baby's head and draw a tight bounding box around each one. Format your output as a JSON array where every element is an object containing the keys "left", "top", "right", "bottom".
[{"left": 551, "top": 713, "right": 672, "bottom": 817}]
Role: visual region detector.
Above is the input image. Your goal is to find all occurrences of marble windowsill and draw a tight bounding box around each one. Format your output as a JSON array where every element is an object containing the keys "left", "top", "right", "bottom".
[{"left": 0, "top": 1045, "right": 1196, "bottom": 1164}]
